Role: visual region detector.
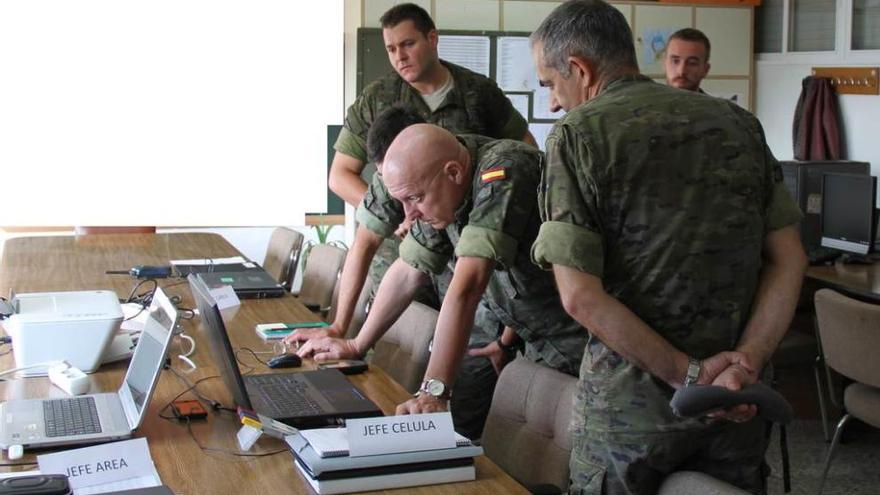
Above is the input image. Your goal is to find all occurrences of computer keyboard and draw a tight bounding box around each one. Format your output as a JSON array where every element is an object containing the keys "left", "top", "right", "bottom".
[
  {"left": 43, "top": 397, "right": 102, "bottom": 437},
  {"left": 252, "top": 374, "right": 324, "bottom": 418},
  {"left": 808, "top": 247, "right": 842, "bottom": 266}
]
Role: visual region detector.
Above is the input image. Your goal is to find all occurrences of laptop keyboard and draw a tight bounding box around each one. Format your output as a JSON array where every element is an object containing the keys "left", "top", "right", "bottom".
[
  {"left": 43, "top": 397, "right": 102, "bottom": 437},
  {"left": 252, "top": 374, "right": 324, "bottom": 418}
]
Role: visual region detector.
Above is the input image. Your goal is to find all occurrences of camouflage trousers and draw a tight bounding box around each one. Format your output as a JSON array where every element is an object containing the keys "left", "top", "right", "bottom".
[
  {"left": 569, "top": 338, "right": 770, "bottom": 495},
  {"left": 569, "top": 418, "right": 769, "bottom": 494}
]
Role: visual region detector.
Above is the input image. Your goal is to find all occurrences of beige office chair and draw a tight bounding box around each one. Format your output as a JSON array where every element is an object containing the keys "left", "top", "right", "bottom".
[
  {"left": 814, "top": 288, "right": 880, "bottom": 495},
  {"left": 295, "top": 243, "right": 346, "bottom": 315},
  {"left": 483, "top": 358, "right": 754, "bottom": 495},
  {"left": 262, "top": 227, "right": 304, "bottom": 291},
  {"left": 369, "top": 301, "right": 437, "bottom": 394},
  {"left": 481, "top": 357, "right": 578, "bottom": 493},
  {"left": 658, "top": 472, "right": 749, "bottom": 495}
]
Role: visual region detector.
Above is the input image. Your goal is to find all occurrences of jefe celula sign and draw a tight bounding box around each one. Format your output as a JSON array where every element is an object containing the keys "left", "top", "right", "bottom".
[{"left": 347, "top": 412, "right": 457, "bottom": 457}]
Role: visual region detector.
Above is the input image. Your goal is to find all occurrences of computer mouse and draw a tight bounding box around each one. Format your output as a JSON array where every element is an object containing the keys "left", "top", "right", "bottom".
[{"left": 267, "top": 353, "right": 302, "bottom": 369}]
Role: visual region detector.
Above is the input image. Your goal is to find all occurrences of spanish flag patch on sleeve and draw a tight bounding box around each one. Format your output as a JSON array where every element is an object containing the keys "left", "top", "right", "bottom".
[{"left": 481, "top": 166, "right": 506, "bottom": 184}]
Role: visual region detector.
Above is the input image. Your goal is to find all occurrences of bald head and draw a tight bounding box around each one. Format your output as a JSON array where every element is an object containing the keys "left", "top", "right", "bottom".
[
  {"left": 383, "top": 124, "right": 460, "bottom": 183},
  {"left": 382, "top": 124, "right": 471, "bottom": 229}
]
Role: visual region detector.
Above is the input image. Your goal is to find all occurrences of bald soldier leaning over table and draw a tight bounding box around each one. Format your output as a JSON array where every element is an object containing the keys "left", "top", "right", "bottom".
[{"left": 297, "top": 124, "right": 587, "bottom": 418}]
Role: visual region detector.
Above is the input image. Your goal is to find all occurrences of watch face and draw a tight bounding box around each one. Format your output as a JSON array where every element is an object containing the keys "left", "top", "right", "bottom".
[{"left": 426, "top": 379, "right": 445, "bottom": 396}]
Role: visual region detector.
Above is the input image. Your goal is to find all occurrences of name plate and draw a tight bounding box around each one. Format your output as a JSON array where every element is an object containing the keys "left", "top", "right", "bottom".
[
  {"left": 209, "top": 284, "right": 240, "bottom": 310},
  {"left": 347, "top": 412, "right": 456, "bottom": 457},
  {"left": 37, "top": 438, "right": 157, "bottom": 491}
]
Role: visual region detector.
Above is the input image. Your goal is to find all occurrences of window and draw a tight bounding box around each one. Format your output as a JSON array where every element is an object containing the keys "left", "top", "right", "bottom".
[
  {"left": 853, "top": 0, "right": 880, "bottom": 49},
  {"left": 756, "top": 0, "right": 784, "bottom": 53},
  {"left": 755, "top": 0, "right": 880, "bottom": 54},
  {"left": 790, "top": 0, "right": 836, "bottom": 52}
]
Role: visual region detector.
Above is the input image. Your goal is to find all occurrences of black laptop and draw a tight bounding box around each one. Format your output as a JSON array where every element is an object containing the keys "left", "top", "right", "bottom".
[
  {"left": 188, "top": 275, "right": 382, "bottom": 427},
  {"left": 196, "top": 269, "right": 286, "bottom": 299}
]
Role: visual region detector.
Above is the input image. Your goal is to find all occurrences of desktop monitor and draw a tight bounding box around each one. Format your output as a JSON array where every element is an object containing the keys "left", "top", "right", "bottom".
[
  {"left": 820, "top": 173, "right": 878, "bottom": 255},
  {"left": 779, "top": 160, "right": 870, "bottom": 250}
]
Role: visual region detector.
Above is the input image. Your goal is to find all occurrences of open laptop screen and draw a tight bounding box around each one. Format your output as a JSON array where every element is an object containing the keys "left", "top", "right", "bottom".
[
  {"left": 125, "top": 328, "right": 165, "bottom": 415},
  {"left": 121, "top": 291, "right": 177, "bottom": 421},
  {"left": 187, "top": 274, "right": 253, "bottom": 410}
]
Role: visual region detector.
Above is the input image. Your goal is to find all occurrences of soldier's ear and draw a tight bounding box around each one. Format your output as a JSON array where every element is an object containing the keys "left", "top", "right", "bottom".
[
  {"left": 444, "top": 161, "right": 466, "bottom": 185},
  {"left": 427, "top": 29, "right": 439, "bottom": 49},
  {"left": 568, "top": 55, "right": 595, "bottom": 88}
]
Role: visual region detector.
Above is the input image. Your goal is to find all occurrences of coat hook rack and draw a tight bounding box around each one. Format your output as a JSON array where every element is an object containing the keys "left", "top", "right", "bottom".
[{"left": 811, "top": 67, "right": 879, "bottom": 95}]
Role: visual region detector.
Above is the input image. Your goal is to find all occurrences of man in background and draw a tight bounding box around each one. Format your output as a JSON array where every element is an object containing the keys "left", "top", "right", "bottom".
[{"left": 664, "top": 28, "right": 711, "bottom": 93}]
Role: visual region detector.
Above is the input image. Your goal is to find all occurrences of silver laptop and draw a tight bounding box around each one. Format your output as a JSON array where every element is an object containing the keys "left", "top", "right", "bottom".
[{"left": 0, "top": 288, "right": 178, "bottom": 449}]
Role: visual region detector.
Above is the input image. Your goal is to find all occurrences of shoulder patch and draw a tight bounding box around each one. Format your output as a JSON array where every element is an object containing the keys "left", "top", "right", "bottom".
[{"left": 481, "top": 166, "right": 506, "bottom": 184}]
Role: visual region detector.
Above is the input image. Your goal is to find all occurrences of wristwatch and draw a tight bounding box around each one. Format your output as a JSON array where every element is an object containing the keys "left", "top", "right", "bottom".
[
  {"left": 417, "top": 378, "right": 451, "bottom": 400},
  {"left": 496, "top": 336, "right": 518, "bottom": 357},
  {"left": 684, "top": 357, "right": 701, "bottom": 387}
]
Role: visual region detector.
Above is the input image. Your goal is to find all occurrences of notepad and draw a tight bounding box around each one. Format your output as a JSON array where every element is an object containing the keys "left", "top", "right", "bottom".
[
  {"left": 254, "top": 321, "right": 329, "bottom": 340},
  {"left": 300, "top": 427, "right": 472, "bottom": 458}
]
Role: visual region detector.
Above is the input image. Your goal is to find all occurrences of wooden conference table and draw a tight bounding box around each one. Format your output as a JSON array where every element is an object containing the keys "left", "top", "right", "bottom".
[{"left": 0, "top": 233, "right": 527, "bottom": 494}]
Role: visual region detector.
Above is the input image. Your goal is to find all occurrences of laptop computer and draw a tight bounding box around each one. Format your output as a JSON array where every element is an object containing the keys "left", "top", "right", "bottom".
[
  {"left": 173, "top": 262, "right": 261, "bottom": 277},
  {"left": 187, "top": 274, "right": 381, "bottom": 428},
  {"left": 0, "top": 287, "right": 179, "bottom": 450},
  {"left": 196, "top": 270, "right": 285, "bottom": 299}
]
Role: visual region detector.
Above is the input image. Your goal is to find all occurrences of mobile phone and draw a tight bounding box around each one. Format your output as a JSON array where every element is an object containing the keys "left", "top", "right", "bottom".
[
  {"left": 317, "top": 359, "right": 369, "bottom": 375},
  {"left": 0, "top": 474, "right": 71, "bottom": 495}
]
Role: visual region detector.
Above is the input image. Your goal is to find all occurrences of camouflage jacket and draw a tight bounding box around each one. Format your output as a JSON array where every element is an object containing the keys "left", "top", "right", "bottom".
[
  {"left": 334, "top": 60, "right": 528, "bottom": 162},
  {"left": 532, "top": 75, "right": 803, "bottom": 361},
  {"left": 395, "top": 135, "right": 586, "bottom": 375}
]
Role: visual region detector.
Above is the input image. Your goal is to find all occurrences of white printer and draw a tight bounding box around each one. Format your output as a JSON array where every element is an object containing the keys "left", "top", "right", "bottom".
[{"left": 2, "top": 290, "right": 123, "bottom": 375}]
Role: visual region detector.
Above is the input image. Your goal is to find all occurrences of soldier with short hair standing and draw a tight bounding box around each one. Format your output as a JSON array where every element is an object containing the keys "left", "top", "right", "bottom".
[{"left": 529, "top": 1, "right": 806, "bottom": 493}]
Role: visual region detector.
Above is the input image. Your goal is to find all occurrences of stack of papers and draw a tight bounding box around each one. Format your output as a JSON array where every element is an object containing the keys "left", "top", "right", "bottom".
[{"left": 285, "top": 428, "right": 481, "bottom": 494}]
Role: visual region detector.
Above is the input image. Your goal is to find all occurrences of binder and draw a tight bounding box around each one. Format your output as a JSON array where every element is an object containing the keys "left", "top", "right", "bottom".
[
  {"left": 299, "top": 427, "right": 472, "bottom": 458},
  {"left": 293, "top": 458, "right": 475, "bottom": 494},
  {"left": 285, "top": 432, "right": 483, "bottom": 477}
]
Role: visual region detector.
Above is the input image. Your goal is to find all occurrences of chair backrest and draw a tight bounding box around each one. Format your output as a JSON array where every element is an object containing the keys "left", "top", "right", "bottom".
[
  {"left": 815, "top": 288, "right": 880, "bottom": 388},
  {"left": 262, "top": 227, "right": 304, "bottom": 291},
  {"left": 481, "top": 357, "right": 578, "bottom": 492},
  {"left": 297, "top": 244, "right": 346, "bottom": 312},
  {"left": 370, "top": 301, "right": 437, "bottom": 394},
  {"left": 75, "top": 226, "right": 156, "bottom": 235}
]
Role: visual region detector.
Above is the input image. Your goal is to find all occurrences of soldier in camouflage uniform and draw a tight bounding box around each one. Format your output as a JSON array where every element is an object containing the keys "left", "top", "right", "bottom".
[
  {"left": 293, "top": 105, "right": 514, "bottom": 440},
  {"left": 529, "top": 2, "right": 807, "bottom": 494},
  {"left": 326, "top": 2, "right": 533, "bottom": 319},
  {"left": 299, "top": 124, "right": 587, "bottom": 417}
]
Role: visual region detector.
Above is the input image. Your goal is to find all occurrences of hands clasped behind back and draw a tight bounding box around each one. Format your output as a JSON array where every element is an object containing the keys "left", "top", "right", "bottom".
[{"left": 698, "top": 350, "right": 760, "bottom": 423}]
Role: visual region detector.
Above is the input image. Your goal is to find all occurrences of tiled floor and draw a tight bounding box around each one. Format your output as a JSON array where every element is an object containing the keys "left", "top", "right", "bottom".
[{"left": 766, "top": 419, "right": 880, "bottom": 495}]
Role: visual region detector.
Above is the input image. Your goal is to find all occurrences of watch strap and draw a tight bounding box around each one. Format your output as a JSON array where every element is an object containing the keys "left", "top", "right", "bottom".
[{"left": 684, "top": 357, "right": 701, "bottom": 387}]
